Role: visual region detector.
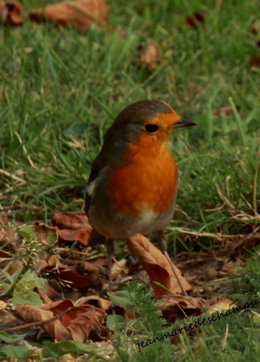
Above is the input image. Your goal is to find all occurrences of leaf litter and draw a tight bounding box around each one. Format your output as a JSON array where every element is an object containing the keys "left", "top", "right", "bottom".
[
  {"left": 0, "top": 0, "right": 23, "bottom": 26},
  {"left": 137, "top": 43, "right": 161, "bottom": 72},
  {"left": 1, "top": 208, "right": 257, "bottom": 357},
  {"left": 0, "top": 0, "right": 109, "bottom": 30},
  {"left": 29, "top": 0, "right": 109, "bottom": 31},
  {"left": 16, "top": 298, "right": 107, "bottom": 342}
]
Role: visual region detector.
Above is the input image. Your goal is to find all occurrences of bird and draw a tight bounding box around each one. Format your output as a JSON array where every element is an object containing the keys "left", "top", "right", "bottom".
[{"left": 85, "top": 100, "right": 196, "bottom": 292}]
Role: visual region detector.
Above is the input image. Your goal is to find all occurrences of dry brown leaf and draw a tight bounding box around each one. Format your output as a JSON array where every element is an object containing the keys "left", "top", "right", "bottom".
[
  {"left": 111, "top": 258, "right": 127, "bottom": 278},
  {"left": 76, "top": 295, "right": 112, "bottom": 311},
  {"left": 34, "top": 222, "right": 58, "bottom": 247},
  {"left": 37, "top": 286, "right": 60, "bottom": 303},
  {"left": 44, "top": 255, "right": 96, "bottom": 290},
  {"left": 0, "top": 300, "right": 20, "bottom": 328},
  {"left": 0, "top": 249, "right": 11, "bottom": 258},
  {"left": 206, "top": 298, "right": 237, "bottom": 314},
  {"left": 16, "top": 298, "right": 106, "bottom": 342},
  {"left": 126, "top": 234, "right": 192, "bottom": 298},
  {"left": 138, "top": 43, "right": 161, "bottom": 71},
  {"left": 29, "top": 0, "right": 109, "bottom": 31},
  {"left": 0, "top": 216, "right": 19, "bottom": 249},
  {"left": 0, "top": 0, "right": 23, "bottom": 25},
  {"left": 6, "top": 259, "right": 23, "bottom": 275},
  {"left": 250, "top": 56, "right": 260, "bottom": 68},
  {"left": 53, "top": 211, "right": 91, "bottom": 230},
  {"left": 213, "top": 105, "right": 240, "bottom": 116},
  {"left": 57, "top": 228, "right": 92, "bottom": 245},
  {"left": 52, "top": 211, "right": 93, "bottom": 246},
  {"left": 69, "top": 259, "right": 101, "bottom": 274},
  {"left": 16, "top": 302, "right": 69, "bottom": 341},
  {"left": 185, "top": 12, "right": 207, "bottom": 31},
  {"left": 0, "top": 215, "right": 10, "bottom": 226},
  {"left": 0, "top": 218, "right": 22, "bottom": 273},
  {"left": 160, "top": 295, "right": 209, "bottom": 321},
  {"left": 0, "top": 300, "right": 6, "bottom": 311},
  {"left": 160, "top": 296, "right": 237, "bottom": 322},
  {"left": 251, "top": 20, "right": 260, "bottom": 35}
]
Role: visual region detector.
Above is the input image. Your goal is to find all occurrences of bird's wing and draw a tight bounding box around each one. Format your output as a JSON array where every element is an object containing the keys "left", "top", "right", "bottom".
[
  {"left": 85, "top": 147, "right": 114, "bottom": 245},
  {"left": 84, "top": 151, "right": 107, "bottom": 215}
]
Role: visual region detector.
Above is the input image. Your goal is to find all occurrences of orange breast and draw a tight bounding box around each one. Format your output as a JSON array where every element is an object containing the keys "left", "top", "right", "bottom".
[{"left": 108, "top": 137, "right": 178, "bottom": 217}]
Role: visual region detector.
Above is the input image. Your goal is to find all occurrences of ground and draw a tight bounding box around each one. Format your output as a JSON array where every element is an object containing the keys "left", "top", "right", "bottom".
[{"left": 0, "top": 0, "right": 259, "bottom": 361}]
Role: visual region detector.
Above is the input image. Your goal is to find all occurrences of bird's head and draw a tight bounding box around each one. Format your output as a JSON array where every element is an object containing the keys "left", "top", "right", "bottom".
[{"left": 110, "top": 100, "right": 196, "bottom": 146}]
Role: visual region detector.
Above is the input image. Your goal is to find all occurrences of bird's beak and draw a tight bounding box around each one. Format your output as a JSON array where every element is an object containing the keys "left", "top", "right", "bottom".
[{"left": 173, "top": 119, "right": 197, "bottom": 128}]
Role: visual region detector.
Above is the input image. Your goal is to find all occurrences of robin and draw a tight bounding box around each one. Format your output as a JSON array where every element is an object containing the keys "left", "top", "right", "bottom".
[{"left": 85, "top": 100, "right": 196, "bottom": 291}]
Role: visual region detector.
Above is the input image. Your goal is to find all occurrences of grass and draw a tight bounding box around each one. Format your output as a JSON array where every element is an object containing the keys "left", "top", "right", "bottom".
[
  {"left": 1, "top": 1, "right": 259, "bottom": 228},
  {"left": 0, "top": 0, "right": 259, "bottom": 360},
  {"left": 106, "top": 276, "right": 260, "bottom": 362}
]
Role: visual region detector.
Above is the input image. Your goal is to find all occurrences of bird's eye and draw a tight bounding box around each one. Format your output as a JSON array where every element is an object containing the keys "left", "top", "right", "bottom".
[{"left": 144, "top": 123, "right": 159, "bottom": 133}]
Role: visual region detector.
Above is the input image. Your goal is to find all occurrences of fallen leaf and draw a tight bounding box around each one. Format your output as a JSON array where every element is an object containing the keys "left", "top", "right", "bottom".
[
  {"left": 29, "top": 0, "right": 109, "bottom": 31},
  {"left": 0, "top": 300, "right": 20, "bottom": 328},
  {"left": 16, "top": 298, "right": 106, "bottom": 342},
  {"left": 138, "top": 43, "right": 161, "bottom": 71},
  {"left": 16, "top": 303, "right": 68, "bottom": 340},
  {"left": 251, "top": 20, "right": 259, "bottom": 35},
  {"left": 76, "top": 295, "right": 112, "bottom": 311},
  {"left": 53, "top": 211, "right": 91, "bottom": 230},
  {"left": 111, "top": 258, "right": 127, "bottom": 278},
  {"left": 37, "top": 288, "right": 55, "bottom": 304},
  {"left": 250, "top": 56, "right": 260, "bottom": 68},
  {"left": 34, "top": 223, "right": 58, "bottom": 247},
  {"left": 0, "top": 217, "right": 21, "bottom": 262},
  {"left": 52, "top": 211, "right": 93, "bottom": 246},
  {"left": 44, "top": 255, "right": 97, "bottom": 290},
  {"left": 126, "top": 234, "right": 192, "bottom": 298},
  {"left": 0, "top": 249, "right": 11, "bottom": 258},
  {"left": 160, "top": 295, "right": 209, "bottom": 321},
  {"left": 0, "top": 300, "right": 7, "bottom": 311},
  {"left": 206, "top": 298, "right": 237, "bottom": 314},
  {"left": 0, "top": 0, "right": 23, "bottom": 25},
  {"left": 6, "top": 259, "right": 23, "bottom": 275},
  {"left": 0, "top": 216, "right": 19, "bottom": 247},
  {"left": 57, "top": 227, "right": 92, "bottom": 246},
  {"left": 185, "top": 12, "right": 206, "bottom": 31},
  {"left": 69, "top": 259, "right": 101, "bottom": 274},
  {"left": 213, "top": 105, "right": 240, "bottom": 116},
  {"left": 40, "top": 286, "right": 61, "bottom": 303},
  {"left": 221, "top": 260, "right": 239, "bottom": 273}
]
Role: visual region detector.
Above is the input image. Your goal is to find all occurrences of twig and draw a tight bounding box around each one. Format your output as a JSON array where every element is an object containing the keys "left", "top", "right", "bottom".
[
  {"left": 0, "top": 169, "right": 26, "bottom": 185},
  {"left": 14, "top": 131, "right": 36, "bottom": 169},
  {"left": 231, "top": 214, "right": 260, "bottom": 222},
  {"left": 221, "top": 323, "right": 229, "bottom": 349},
  {"left": 167, "top": 227, "right": 250, "bottom": 241},
  {"left": 164, "top": 250, "right": 188, "bottom": 296},
  {"left": 3, "top": 306, "right": 87, "bottom": 332},
  {"left": 216, "top": 183, "right": 237, "bottom": 213},
  {"left": 231, "top": 227, "right": 260, "bottom": 250},
  {"left": 153, "top": 281, "right": 189, "bottom": 318},
  {"left": 215, "top": 182, "right": 259, "bottom": 222},
  {"left": 253, "top": 162, "right": 260, "bottom": 216}
]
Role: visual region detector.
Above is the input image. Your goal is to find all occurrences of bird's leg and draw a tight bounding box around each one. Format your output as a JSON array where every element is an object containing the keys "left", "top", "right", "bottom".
[
  {"left": 157, "top": 230, "right": 188, "bottom": 296},
  {"left": 105, "top": 238, "right": 114, "bottom": 292}
]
